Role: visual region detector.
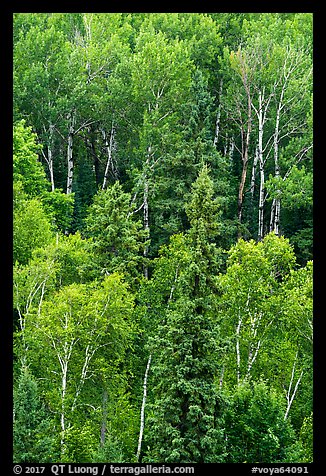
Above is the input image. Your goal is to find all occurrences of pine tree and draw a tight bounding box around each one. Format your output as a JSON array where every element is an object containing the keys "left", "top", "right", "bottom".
[
  {"left": 144, "top": 166, "right": 226, "bottom": 463},
  {"left": 83, "top": 181, "right": 149, "bottom": 283},
  {"left": 13, "top": 367, "right": 56, "bottom": 462}
]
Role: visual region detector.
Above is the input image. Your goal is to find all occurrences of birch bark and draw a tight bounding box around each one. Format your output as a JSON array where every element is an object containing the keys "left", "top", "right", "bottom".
[
  {"left": 213, "top": 79, "right": 223, "bottom": 148},
  {"left": 136, "top": 353, "right": 152, "bottom": 461},
  {"left": 284, "top": 351, "right": 304, "bottom": 420},
  {"left": 270, "top": 75, "right": 285, "bottom": 235},
  {"left": 102, "top": 123, "right": 116, "bottom": 190},
  {"left": 257, "top": 90, "right": 265, "bottom": 241},
  {"left": 142, "top": 147, "right": 151, "bottom": 280},
  {"left": 66, "top": 114, "right": 75, "bottom": 195},
  {"left": 250, "top": 145, "right": 259, "bottom": 197}
]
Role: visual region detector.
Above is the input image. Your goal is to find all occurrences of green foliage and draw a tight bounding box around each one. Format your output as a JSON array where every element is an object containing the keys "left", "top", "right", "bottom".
[
  {"left": 13, "top": 232, "right": 96, "bottom": 342},
  {"left": 218, "top": 233, "right": 298, "bottom": 388},
  {"left": 13, "top": 367, "right": 56, "bottom": 463},
  {"left": 144, "top": 168, "right": 226, "bottom": 463},
  {"left": 185, "top": 164, "right": 221, "bottom": 242},
  {"left": 265, "top": 166, "right": 313, "bottom": 210},
  {"left": 13, "top": 185, "right": 54, "bottom": 265},
  {"left": 93, "top": 434, "right": 126, "bottom": 463},
  {"left": 224, "top": 381, "right": 299, "bottom": 463},
  {"left": 13, "top": 13, "right": 313, "bottom": 464},
  {"left": 62, "top": 423, "right": 98, "bottom": 463},
  {"left": 20, "top": 273, "right": 135, "bottom": 460},
  {"left": 84, "top": 181, "right": 148, "bottom": 280},
  {"left": 299, "top": 413, "right": 313, "bottom": 462},
  {"left": 13, "top": 120, "right": 48, "bottom": 196},
  {"left": 42, "top": 189, "right": 75, "bottom": 232}
]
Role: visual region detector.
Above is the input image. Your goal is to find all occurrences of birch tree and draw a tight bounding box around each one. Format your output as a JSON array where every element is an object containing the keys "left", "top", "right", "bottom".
[
  {"left": 26, "top": 274, "right": 134, "bottom": 459},
  {"left": 221, "top": 14, "right": 312, "bottom": 241},
  {"left": 279, "top": 261, "right": 313, "bottom": 422},
  {"left": 13, "top": 16, "right": 71, "bottom": 192},
  {"left": 267, "top": 48, "right": 312, "bottom": 236},
  {"left": 240, "top": 20, "right": 313, "bottom": 240},
  {"left": 225, "top": 47, "right": 255, "bottom": 232},
  {"left": 218, "top": 233, "right": 296, "bottom": 387}
]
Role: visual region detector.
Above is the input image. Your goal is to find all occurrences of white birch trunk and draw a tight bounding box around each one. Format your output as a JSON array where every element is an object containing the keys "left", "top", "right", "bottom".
[
  {"left": 136, "top": 353, "right": 152, "bottom": 461},
  {"left": 143, "top": 180, "right": 149, "bottom": 279},
  {"left": 58, "top": 307, "right": 76, "bottom": 457},
  {"left": 236, "top": 314, "right": 242, "bottom": 385},
  {"left": 60, "top": 360, "right": 68, "bottom": 453},
  {"left": 48, "top": 146, "right": 55, "bottom": 193},
  {"left": 250, "top": 145, "right": 259, "bottom": 197},
  {"left": 284, "top": 351, "right": 304, "bottom": 420},
  {"left": 47, "top": 124, "right": 55, "bottom": 192},
  {"left": 270, "top": 85, "right": 283, "bottom": 235},
  {"left": 66, "top": 115, "right": 75, "bottom": 195},
  {"left": 228, "top": 136, "right": 235, "bottom": 165},
  {"left": 143, "top": 147, "right": 151, "bottom": 279},
  {"left": 257, "top": 91, "right": 265, "bottom": 241},
  {"left": 213, "top": 79, "right": 223, "bottom": 147},
  {"left": 102, "top": 124, "right": 116, "bottom": 190}
]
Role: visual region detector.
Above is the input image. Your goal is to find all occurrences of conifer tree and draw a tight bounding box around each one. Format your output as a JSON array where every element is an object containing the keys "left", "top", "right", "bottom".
[
  {"left": 144, "top": 166, "right": 226, "bottom": 463},
  {"left": 83, "top": 181, "right": 149, "bottom": 283},
  {"left": 13, "top": 367, "right": 55, "bottom": 462}
]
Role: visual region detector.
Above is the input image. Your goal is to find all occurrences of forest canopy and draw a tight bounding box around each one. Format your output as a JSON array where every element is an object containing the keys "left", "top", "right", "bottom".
[{"left": 13, "top": 12, "right": 313, "bottom": 464}]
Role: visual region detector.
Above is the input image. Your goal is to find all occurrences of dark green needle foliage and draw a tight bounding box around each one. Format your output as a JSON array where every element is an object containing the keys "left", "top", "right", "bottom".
[
  {"left": 144, "top": 166, "right": 226, "bottom": 463},
  {"left": 13, "top": 368, "right": 56, "bottom": 463},
  {"left": 83, "top": 181, "right": 149, "bottom": 282}
]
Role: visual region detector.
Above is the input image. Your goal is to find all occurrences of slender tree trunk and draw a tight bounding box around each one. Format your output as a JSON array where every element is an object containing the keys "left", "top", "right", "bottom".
[
  {"left": 237, "top": 97, "right": 252, "bottom": 234},
  {"left": 284, "top": 351, "right": 304, "bottom": 420},
  {"left": 66, "top": 114, "right": 75, "bottom": 195},
  {"left": 41, "top": 123, "right": 55, "bottom": 192},
  {"left": 236, "top": 314, "right": 242, "bottom": 385},
  {"left": 258, "top": 162, "right": 265, "bottom": 241},
  {"left": 48, "top": 148, "right": 55, "bottom": 192},
  {"left": 102, "top": 124, "right": 116, "bottom": 190},
  {"left": 223, "top": 131, "right": 228, "bottom": 157},
  {"left": 228, "top": 136, "right": 235, "bottom": 166},
  {"left": 257, "top": 92, "right": 265, "bottom": 241},
  {"left": 48, "top": 124, "right": 55, "bottom": 192},
  {"left": 237, "top": 131, "right": 250, "bottom": 229},
  {"left": 143, "top": 180, "right": 149, "bottom": 279},
  {"left": 270, "top": 89, "right": 283, "bottom": 235},
  {"left": 143, "top": 147, "right": 151, "bottom": 279},
  {"left": 250, "top": 145, "right": 259, "bottom": 197},
  {"left": 237, "top": 56, "right": 252, "bottom": 236},
  {"left": 60, "top": 358, "right": 68, "bottom": 456},
  {"left": 87, "top": 126, "right": 101, "bottom": 188},
  {"left": 213, "top": 79, "right": 223, "bottom": 148},
  {"left": 136, "top": 353, "right": 152, "bottom": 462}
]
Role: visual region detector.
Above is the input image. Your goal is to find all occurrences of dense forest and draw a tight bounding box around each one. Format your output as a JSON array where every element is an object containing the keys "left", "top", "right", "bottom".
[{"left": 13, "top": 13, "right": 313, "bottom": 464}]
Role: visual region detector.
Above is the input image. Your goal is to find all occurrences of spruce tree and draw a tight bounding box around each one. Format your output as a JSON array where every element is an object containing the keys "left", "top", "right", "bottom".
[
  {"left": 13, "top": 367, "right": 55, "bottom": 462},
  {"left": 144, "top": 165, "right": 226, "bottom": 463},
  {"left": 83, "top": 181, "right": 149, "bottom": 283}
]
